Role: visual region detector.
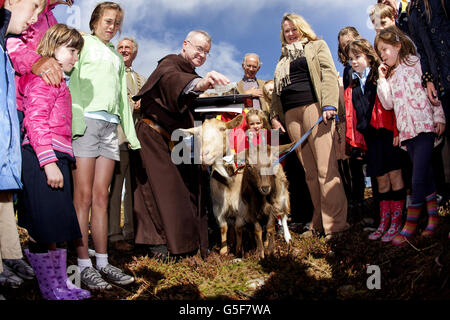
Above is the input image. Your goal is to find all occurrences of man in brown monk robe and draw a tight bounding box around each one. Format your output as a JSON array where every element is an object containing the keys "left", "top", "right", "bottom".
[{"left": 132, "top": 30, "right": 229, "bottom": 259}]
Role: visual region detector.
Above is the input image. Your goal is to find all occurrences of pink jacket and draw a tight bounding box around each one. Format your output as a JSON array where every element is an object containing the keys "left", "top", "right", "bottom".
[
  {"left": 20, "top": 73, "right": 73, "bottom": 167},
  {"left": 6, "top": 2, "right": 58, "bottom": 110},
  {"left": 377, "top": 55, "right": 445, "bottom": 143}
]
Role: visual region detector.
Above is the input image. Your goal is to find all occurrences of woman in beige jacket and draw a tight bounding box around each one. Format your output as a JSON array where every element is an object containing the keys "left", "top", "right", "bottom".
[{"left": 271, "top": 13, "right": 349, "bottom": 239}]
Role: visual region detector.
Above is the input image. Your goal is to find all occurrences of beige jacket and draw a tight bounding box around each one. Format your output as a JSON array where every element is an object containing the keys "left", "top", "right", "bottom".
[
  {"left": 236, "top": 79, "right": 271, "bottom": 116},
  {"left": 270, "top": 39, "right": 339, "bottom": 123},
  {"left": 118, "top": 69, "right": 147, "bottom": 147}
]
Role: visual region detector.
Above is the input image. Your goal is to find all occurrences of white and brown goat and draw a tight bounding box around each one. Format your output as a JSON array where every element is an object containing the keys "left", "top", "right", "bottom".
[
  {"left": 180, "top": 114, "right": 291, "bottom": 258},
  {"left": 239, "top": 143, "right": 291, "bottom": 258}
]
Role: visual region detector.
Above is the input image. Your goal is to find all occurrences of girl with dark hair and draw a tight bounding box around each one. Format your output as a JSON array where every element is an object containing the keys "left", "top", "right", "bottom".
[
  {"left": 375, "top": 26, "right": 446, "bottom": 246},
  {"left": 345, "top": 38, "right": 405, "bottom": 242}
]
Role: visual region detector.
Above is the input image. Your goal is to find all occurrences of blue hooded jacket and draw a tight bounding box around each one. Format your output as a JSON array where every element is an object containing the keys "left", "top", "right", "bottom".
[{"left": 0, "top": 8, "right": 22, "bottom": 191}]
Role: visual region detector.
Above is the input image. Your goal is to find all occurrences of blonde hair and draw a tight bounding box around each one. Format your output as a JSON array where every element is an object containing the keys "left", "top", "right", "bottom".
[
  {"left": 37, "top": 24, "right": 84, "bottom": 58},
  {"left": 337, "top": 26, "right": 361, "bottom": 65},
  {"left": 374, "top": 26, "right": 417, "bottom": 77},
  {"left": 89, "top": 2, "right": 123, "bottom": 34},
  {"left": 262, "top": 80, "right": 274, "bottom": 102},
  {"left": 280, "top": 13, "right": 318, "bottom": 46},
  {"left": 370, "top": 3, "right": 396, "bottom": 22},
  {"left": 246, "top": 109, "right": 270, "bottom": 130}
]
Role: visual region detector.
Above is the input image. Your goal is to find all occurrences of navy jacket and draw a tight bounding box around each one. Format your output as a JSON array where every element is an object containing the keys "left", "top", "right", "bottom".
[
  {"left": 397, "top": 2, "right": 411, "bottom": 35},
  {"left": 408, "top": 0, "right": 450, "bottom": 97}
]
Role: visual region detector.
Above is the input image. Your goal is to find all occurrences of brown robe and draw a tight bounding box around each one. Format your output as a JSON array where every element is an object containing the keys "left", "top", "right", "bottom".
[{"left": 132, "top": 54, "right": 208, "bottom": 257}]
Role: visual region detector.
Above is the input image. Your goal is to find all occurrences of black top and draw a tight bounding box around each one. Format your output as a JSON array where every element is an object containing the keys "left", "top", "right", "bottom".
[
  {"left": 343, "top": 64, "right": 352, "bottom": 90},
  {"left": 0, "top": 9, "right": 11, "bottom": 50},
  {"left": 352, "top": 70, "right": 377, "bottom": 136},
  {"left": 281, "top": 57, "right": 317, "bottom": 112}
]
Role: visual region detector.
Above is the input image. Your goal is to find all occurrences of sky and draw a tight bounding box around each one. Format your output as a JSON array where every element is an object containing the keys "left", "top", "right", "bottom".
[{"left": 53, "top": 0, "right": 378, "bottom": 82}]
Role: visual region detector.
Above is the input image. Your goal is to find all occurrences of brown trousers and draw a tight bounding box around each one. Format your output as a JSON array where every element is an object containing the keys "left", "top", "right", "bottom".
[
  {"left": 108, "top": 148, "right": 134, "bottom": 242},
  {"left": 285, "top": 103, "right": 349, "bottom": 235},
  {"left": 0, "top": 191, "right": 23, "bottom": 273}
]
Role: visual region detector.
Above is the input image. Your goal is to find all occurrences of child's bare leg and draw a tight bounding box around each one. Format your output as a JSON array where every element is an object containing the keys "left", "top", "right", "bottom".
[
  {"left": 376, "top": 174, "right": 390, "bottom": 194},
  {"left": 90, "top": 156, "right": 115, "bottom": 255},
  {"left": 72, "top": 157, "right": 96, "bottom": 259},
  {"left": 388, "top": 169, "right": 404, "bottom": 191}
]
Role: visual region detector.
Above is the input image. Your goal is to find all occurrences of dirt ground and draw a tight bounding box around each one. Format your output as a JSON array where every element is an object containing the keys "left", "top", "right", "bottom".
[{"left": 3, "top": 195, "right": 450, "bottom": 302}]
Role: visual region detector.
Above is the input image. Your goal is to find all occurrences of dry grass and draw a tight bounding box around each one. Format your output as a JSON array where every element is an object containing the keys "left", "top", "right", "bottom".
[{"left": 4, "top": 196, "right": 450, "bottom": 301}]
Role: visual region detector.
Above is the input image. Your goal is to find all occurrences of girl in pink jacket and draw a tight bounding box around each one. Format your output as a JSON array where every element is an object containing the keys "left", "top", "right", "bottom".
[
  {"left": 375, "top": 26, "right": 446, "bottom": 246},
  {"left": 7, "top": 0, "right": 74, "bottom": 129},
  {"left": 19, "top": 24, "right": 90, "bottom": 300}
]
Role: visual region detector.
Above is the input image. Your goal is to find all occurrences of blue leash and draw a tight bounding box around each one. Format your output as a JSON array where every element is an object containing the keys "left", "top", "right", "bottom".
[
  {"left": 274, "top": 106, "right": 338, "bottom": 166},
  {"left": 274, "top": 116, "right": 323, "bottom": 166}
]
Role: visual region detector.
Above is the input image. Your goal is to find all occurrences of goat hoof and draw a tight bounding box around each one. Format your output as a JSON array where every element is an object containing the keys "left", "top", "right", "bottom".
[{"left": 219, "top": 247, "right": 228, "bottom": 255}]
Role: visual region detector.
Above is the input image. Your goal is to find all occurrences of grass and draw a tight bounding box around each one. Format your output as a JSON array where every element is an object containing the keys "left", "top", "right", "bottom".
[{"left": 4, "top": 194, "right": 450, "bottom": 301}]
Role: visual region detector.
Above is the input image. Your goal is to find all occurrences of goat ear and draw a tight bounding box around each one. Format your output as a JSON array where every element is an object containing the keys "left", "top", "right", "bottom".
[
  {"left": 179, "top": 127, "right": 198, "bottom": 136},
  {"left": 225, "top": 114, "right": 244, "bottom": 130}
]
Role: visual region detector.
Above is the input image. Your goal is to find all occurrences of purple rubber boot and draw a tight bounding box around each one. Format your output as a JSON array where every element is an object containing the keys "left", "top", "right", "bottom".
[
  {"left": 24, "top": 249, "right": 78, "bottom": 300},
  {"left": 49, "top": 249, "right": 91, "bottom": 300}
]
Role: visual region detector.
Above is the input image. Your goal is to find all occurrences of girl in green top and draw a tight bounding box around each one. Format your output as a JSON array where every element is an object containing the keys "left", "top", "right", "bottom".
[{"left": 69, "top": 1, "right": 138, "bottom": 290}]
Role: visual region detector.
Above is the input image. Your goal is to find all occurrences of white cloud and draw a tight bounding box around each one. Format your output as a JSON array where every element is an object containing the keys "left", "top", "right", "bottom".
[
  {"left": 198, "top": 42, "right": 243, "bottom": 81},
  {"left": 55, "top": 0, "right": 376, "bottom": 79}
]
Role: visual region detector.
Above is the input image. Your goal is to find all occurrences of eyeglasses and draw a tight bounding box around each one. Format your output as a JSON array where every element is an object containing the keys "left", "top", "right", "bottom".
[{"left": 186, "top": 40, "right": 210, "bottom": 57}]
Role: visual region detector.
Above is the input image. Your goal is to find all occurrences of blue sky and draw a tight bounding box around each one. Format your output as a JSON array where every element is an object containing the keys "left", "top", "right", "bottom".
[{"left": 53, "top": 0, "right": 377, "bottom": 82}]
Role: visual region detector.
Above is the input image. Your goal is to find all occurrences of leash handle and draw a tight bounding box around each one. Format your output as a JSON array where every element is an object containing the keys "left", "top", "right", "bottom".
[{"left": 323, "top": 105, "right": 339, "bottom": 122}]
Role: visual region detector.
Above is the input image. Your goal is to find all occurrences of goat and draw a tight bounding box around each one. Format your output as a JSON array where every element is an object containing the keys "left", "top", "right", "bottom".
[
  {"left": 179, "top": 114, "right": 291, "bottom": 258},
  {"left": 239, "top": 143, "right": 291, "bottom": 258}
]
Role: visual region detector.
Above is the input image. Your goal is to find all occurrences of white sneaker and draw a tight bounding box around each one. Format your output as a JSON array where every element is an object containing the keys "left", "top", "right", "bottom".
[
  {"left": 80, "top": 266, "right": 112, "bottom": 290},
  {"left": 97, "top": 264, "right": 134, "bottom": 286}
]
